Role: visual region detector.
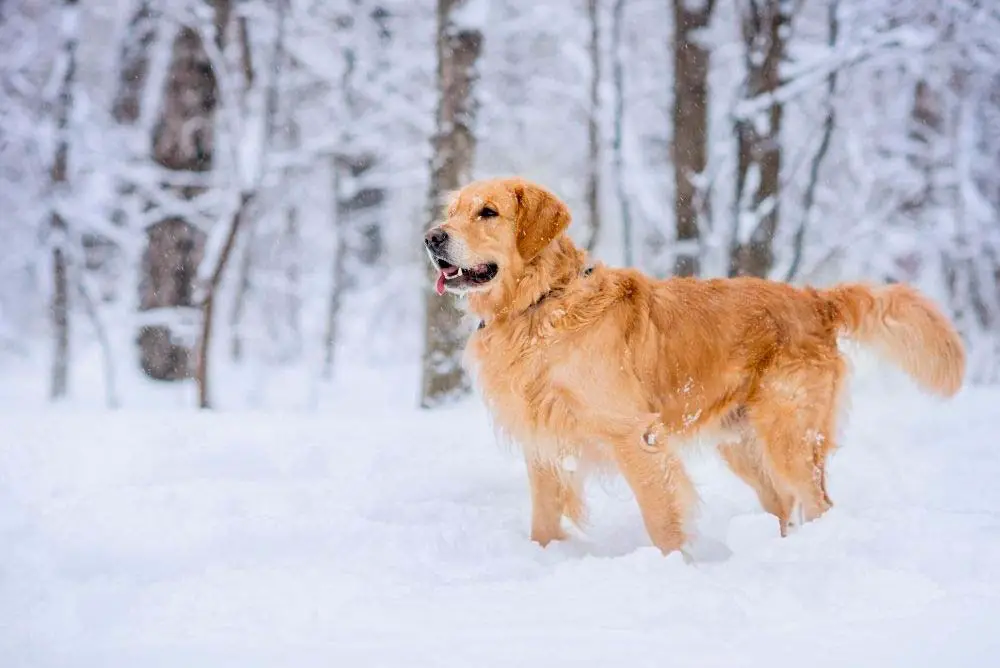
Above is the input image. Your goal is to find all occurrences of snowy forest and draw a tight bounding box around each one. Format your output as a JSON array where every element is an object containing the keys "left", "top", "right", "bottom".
[
  {"left": 2, "top": 0, "right": 999, "bottom": 410},
  {"left": 6, "top": 2, "right": 1000, "bottom": 661}
]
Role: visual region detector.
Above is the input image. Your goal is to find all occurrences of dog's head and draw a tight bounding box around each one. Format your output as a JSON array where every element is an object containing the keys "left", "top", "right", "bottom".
[{"left": 424, "top": 177, "right": 572, "bottom": 297}]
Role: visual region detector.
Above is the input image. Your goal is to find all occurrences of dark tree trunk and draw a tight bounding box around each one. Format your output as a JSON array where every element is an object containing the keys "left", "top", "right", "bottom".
[
  {"left": 49, "top": 0, "right": 80, "bottom": 400},
  {"left": 729, "top": 0, "right": 788, "bottom": 278},
  {"left": 195, "top": 193, "right": 251, "bottom": 408},
  {"left": 610, "top": 0, "right": 634, "bottom": 267},
  {"left": 138, "top": 218, "right": 205, "bottom": 380},
  {"left": 671, "top": 0, "right": 716, "bottom": 277},
  {"left": 283, "top": 201, "right": 301, "bottom": 354},
  {"left": 227, "top": 223, "right": 254, "bottom": 362},
  {"left": 140, "top": 4, "right": 227, "bottom": 381},
  {"left": 51, "top": 245, "right": 70, "bottom": 400},
  {"left": 584, "top": 0, "right": 602, "bottom": 252},
  {"left": 420, "top": 0, "right": 484, "bottom": 408}
]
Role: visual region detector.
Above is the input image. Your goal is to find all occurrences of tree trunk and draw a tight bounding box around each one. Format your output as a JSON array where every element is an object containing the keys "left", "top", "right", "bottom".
[
  {"left": 420, "top": 0, "right": 484, "bottom": 408},
  {"left": 111, "top": 0, "right": 159, "bottom": 126},
  {"left": 920, "top": 73, "right": 997, "bottom": 372},
  {"left": 48, "top": 0, "right": 80, "bottom": 401},
  {"left": 784, "top": 0, "right": 838, "bottom": 283},
  {"left": 729, "top": 0, "right": 788, "bottom": 278},
  {"left": 107, "top": 0, "right": 160, "bottom": 332},
  {"left": 110, "top": 0, "right": 158, "bottom": 231},
  {"left": 140, "top": 5, "right": 226, "bottom": 381},
  {"left": 228, "top": 222, "right": 254, "bottom": 362},
  {"left": 195, "top": 193, "right": 251, "bottom": 409},
  {"left": 195, "top": 0, "right": 288, "bottom": 407},
  {"left": 323, "top": 154, "right": 343, "bottom": 379},
  {"left": 325, "top": 153, "right": 385, "bottom": 377},
  {"left": 610, "top": 0, "right": 634, "bottom": 267},
  {"left": 279, "top": 21, "right": 302, "bottom": 359},
  {"left": 77, "top": 278, "right": 119, "bottom": 408},
  {"left": 283, "top": 201, "right": 301, "bottom": 356},
  {"left": 671, "top": 0, "right": 715, "bottom": 277},
  {"left": 323, "top": 3, "right": 390, "bottom": 378},
  {"left": 584, "top": 0, "right": 602, "bottom": 252}
]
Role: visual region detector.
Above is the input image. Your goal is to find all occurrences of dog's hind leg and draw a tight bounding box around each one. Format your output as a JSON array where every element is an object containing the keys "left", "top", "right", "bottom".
[
  {"left": 746, "top": 366, "right": 842, "bottom": 528},
  {"left": 719, "top": 435, "right": 796, "bottom": 536}
]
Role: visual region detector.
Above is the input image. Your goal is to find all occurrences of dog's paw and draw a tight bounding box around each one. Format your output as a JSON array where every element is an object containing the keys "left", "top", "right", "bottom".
[
  {"left": 779, "top": 501, "right": 807, "bottom": 537},
  {"left": 530, "top": 527, "right": 567, "bottom": 547}
]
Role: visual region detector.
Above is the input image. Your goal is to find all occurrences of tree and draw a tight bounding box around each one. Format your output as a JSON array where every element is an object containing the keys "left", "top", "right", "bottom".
[
  {"left": 324, "top": 2, "right": 391, "bottom": 377},
  {"left": 420, "top": 0, "right": 485, "bottom": 408},
  {"left": 139, "top": 2, "right": 227, "bottom": 381},
  {"left": 895, "top": 2, "right": 1000, "bottom": 382},
  {"left": 110, "top": 0, "right": 160, "bottom": 241},
  {"left": 729, "top": 0, "right": 789, "bottom": 278},
  {"left": 584, "top": 0, "right": 602, "bottom": 253},
  {"left": 671, "top": 0, "right": 716, "bottom": 277},
  {"left": 194, "top": 0, "right": 292, "bottom": 408},
  {"left": 610, "top": 0, "right": 634, "bottom": 267},
  {"left": 783, "top": 0, "right": 839, "bottom": 283},
  {"left": 47, "top": 0, "right": 80, "bottom": 400},
  {"left": 112, "top": 0, "right": 160, "bottom": 127}
]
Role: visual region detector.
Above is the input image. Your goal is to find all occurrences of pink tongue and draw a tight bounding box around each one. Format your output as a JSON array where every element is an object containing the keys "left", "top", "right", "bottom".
[{"left": 435, "top": 272, "right": 447, "bottom": 296}]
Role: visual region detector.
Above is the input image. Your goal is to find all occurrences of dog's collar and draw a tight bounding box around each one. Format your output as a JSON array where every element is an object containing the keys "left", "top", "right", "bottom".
[{"left": 477, "top": 265, "right": 594, "bottom": 331}]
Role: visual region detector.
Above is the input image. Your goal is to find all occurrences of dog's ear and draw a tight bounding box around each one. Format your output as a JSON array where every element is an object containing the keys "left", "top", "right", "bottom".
[{"left": 512, "top": 182, "right": 571, "bottom": 260}]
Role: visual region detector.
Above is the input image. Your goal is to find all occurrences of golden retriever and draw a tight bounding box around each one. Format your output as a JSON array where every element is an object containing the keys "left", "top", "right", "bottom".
[{"left": 424, "top": 176, "right": 966, "bottom": 556}]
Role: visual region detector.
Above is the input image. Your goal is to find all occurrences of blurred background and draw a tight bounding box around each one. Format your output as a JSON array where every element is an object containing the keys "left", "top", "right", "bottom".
[{"left": 1, "top": 0, "right": 998, "bottom": 410}]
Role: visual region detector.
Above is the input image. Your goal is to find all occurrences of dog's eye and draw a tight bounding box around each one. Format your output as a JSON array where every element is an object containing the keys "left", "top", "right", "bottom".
[{"left": 479, "top": 206, "right": 498, "bottom": 219}]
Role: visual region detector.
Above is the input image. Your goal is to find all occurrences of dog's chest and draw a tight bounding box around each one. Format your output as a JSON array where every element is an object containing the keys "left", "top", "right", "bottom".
[
  {"left": 471, "top": 325, "right": 555, "bottom": 411},
  {"left": 468, "top": 325, "right": 603, "bottom": 457}
]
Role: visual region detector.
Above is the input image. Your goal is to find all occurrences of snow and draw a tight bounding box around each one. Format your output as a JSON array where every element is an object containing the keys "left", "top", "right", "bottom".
[
  {"left": 450, "top": 0, "right": 491, "bottom": 32},
  {"left": 682, "top": 0, "right": 710, "bottom": 12},
  {"left": 2, "top": 361, "right": 1000, "bottom": 667}
]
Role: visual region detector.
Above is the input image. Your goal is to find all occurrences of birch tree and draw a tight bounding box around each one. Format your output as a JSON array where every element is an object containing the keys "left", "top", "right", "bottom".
[
  {"left": 47, "top": 0, "right": 80, "bottom": 399},
  {"left": 139, "top": 2, "right": 226, "bottom": 381},
  {"left": 195, "top": 0, "right": 295, "bottom": 408},
  {"left": 325, "top": 1, "right": 391, "bottom": 376},
  {"left": 110, "top": 0, "right": 161, "bottom": 247}
]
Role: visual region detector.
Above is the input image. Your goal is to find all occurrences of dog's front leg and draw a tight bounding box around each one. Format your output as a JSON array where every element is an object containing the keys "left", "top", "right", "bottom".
[{"left": 525, "top": 456, "right": 570, "bottom": 547}]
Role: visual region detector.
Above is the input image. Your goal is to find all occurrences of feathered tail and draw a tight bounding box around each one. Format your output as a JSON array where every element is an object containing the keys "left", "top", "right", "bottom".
[{"left": 822, "top": 282, "right": 966, "bottom": 397}]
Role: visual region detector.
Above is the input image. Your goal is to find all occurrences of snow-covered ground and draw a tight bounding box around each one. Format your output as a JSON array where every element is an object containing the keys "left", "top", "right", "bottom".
[{"left": 2, "top": 360, "right": 1000, "bottom": 667}]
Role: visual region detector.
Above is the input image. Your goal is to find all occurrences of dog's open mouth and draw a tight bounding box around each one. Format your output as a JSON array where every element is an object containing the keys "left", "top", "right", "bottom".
[{"left": 433, "top": 258, "right": 499, "bottom": 295}]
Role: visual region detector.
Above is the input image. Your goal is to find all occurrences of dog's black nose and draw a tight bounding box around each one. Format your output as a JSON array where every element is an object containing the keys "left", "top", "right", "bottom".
[{"left": 424, "top": 228, "right": 448, "bottom": 251}]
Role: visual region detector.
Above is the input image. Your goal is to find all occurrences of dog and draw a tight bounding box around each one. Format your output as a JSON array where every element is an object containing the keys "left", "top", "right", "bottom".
[{"left": 424, "top": 176, "right": 966, "bottom": 556}]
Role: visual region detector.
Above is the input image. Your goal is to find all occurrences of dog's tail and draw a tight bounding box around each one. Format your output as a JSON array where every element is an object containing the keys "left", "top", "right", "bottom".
[{"left": 821, "top": 282, "right": 965, "bottom": 397}]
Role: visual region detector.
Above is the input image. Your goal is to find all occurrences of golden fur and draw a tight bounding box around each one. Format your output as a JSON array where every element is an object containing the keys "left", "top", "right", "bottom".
[{"left": 425, "top": 176, "right": 966, "bottom": 555}]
